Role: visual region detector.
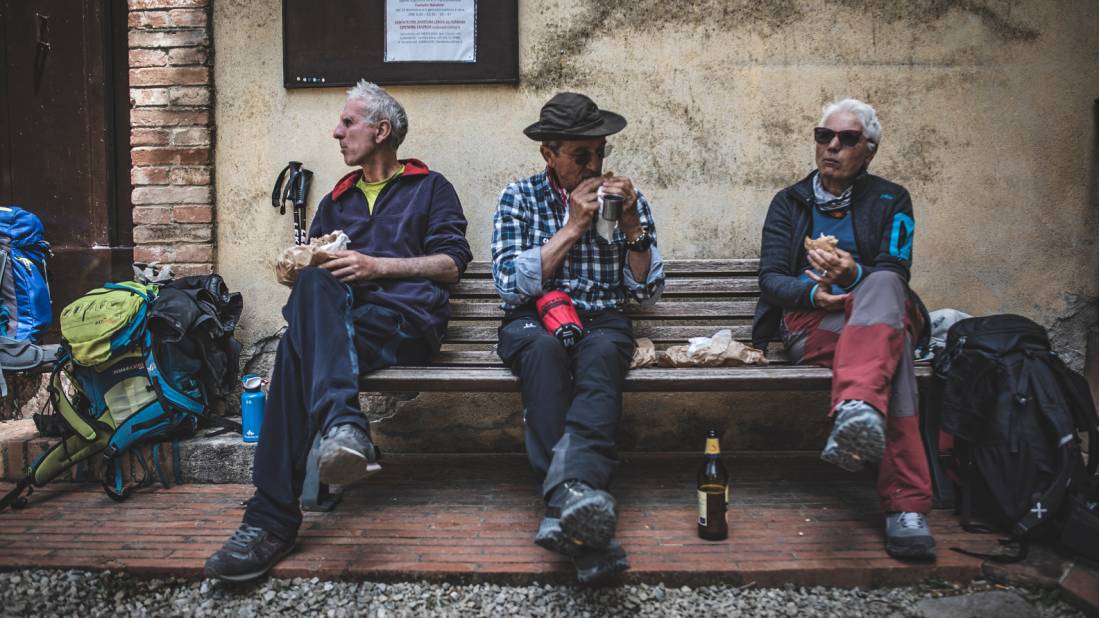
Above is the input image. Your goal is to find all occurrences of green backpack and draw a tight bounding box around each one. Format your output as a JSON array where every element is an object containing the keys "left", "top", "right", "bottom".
[{"left": 1, "top": 282, "right": 233, "bottom": 512}]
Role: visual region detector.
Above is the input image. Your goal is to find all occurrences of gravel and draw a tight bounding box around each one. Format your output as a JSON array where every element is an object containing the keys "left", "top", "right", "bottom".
[{"left": 0, "top": 570, "right": 1086, "bottom": 617}]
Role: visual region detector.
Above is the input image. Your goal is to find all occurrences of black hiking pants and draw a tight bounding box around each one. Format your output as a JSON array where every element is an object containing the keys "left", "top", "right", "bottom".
[
  {"left": 243, "top": 267, "right": 431, "bottom": 540},
  {"left": 497, "top": 308, "right": 635, "bottom": 502}
]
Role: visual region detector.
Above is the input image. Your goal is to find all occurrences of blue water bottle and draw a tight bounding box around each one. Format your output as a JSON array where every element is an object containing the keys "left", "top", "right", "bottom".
[{"left": 241, "top": 374, "right": 266, "bottom": 443}]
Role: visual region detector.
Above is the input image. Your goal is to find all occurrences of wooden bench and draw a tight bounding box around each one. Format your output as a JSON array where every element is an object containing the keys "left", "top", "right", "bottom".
[
  {"left": 302, "top": 259, "right": 947, "bottom": 510},
  {"left": 363, "top": 258, "right": 933, "bottom": 391}
]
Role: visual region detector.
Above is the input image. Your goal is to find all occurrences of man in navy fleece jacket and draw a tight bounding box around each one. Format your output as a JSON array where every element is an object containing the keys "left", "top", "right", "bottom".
[{"left": 205, "top": 81, "right": 472, "bottom": 583}]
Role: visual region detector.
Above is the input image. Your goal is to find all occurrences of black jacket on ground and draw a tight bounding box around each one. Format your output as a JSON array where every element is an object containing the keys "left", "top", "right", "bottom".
[
  {"left": 752, "top": 171, "right": 927, "bottom": 351},
  {"left": 148, "top": 275, "right": 243, "bottom": 397}
]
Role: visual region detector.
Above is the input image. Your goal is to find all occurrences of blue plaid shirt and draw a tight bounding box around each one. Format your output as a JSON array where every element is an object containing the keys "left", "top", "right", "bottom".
[{"left": 491, "top": 170, "right": 665, "bottom": 312}]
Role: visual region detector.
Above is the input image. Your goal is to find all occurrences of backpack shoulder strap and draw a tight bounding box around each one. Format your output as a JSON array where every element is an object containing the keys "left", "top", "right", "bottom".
[
  {"left": 142, "top": 331, "right": 204, "bottom": 415},
  {"left": 48, "top": 355, "right": 112, "bottom": 441},
  {"left": 1047, "top": 353, "right": 1098, "bottom": 476},
  {"left": 1011, "top": 354, "right": 1078, "bottom": 536}
]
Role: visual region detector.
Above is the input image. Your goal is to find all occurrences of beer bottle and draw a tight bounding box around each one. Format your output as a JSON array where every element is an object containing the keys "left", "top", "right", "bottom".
[{"left": 697, "top": 429, "right": 729, "bottom": 541}]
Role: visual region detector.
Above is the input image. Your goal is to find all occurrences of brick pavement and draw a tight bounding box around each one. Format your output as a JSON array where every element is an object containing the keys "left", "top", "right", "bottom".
[{"left": 0, "top": 453, "right": 1002, "bottom": 586}]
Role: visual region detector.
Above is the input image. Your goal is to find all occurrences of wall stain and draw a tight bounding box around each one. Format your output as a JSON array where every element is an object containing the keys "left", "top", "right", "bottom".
[
  {"left": 884, "top": 125, "right": 946, "bottom": 186},
  {"left": 524, "top": 0, "right": 1038, "bottom": 91},
  {"left": 840, "top": 0, "right": 1040, "bottom": 42},
  {"left": 1048, "top": 292, "right": 1098, "bottom": 372},
  {"left": 544, "top": 75, "right": 737, "bottom": 189},
  {"left": 523, "top": 0, "right": 802, "bottom": 91}
]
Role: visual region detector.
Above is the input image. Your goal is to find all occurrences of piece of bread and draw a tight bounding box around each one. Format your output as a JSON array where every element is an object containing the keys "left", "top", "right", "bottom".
[{"left": 803, "top": 234, "right": 839, "bottom": 255}]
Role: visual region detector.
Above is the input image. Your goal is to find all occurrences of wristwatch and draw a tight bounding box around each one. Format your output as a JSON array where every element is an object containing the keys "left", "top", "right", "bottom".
[{"left": 624, "top": 230, "right": 653, "bottom": 253}]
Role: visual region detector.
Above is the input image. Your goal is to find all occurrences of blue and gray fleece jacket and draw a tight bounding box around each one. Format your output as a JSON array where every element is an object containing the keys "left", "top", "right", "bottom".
[{"left": 752, "top": 170, "right": 928, "bottom": 350}]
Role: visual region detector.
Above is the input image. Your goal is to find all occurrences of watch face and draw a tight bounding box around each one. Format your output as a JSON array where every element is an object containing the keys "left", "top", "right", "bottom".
[{"left": 627, "top": 232, "right": 652, "bottom": 252}]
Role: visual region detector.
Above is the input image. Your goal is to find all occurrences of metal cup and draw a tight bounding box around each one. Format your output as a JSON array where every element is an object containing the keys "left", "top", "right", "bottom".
[{"left": 600, "top": 194, "right": 624, "bottom": 221}]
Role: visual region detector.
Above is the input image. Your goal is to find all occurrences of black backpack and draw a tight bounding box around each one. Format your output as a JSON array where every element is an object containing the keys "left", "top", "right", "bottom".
[{"left": 935, "top": 314, "right": 1097, "bottom": 561}]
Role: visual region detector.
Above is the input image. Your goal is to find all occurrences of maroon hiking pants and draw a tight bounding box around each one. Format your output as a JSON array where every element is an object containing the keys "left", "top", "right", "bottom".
[{"left": 782, "top": 271, "right": 932, "bottom": 513}]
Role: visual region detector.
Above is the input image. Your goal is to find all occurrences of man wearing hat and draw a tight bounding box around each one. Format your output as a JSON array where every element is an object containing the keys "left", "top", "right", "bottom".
[{"left": 491, "top": 92, "right": 665, "bottom": 583}]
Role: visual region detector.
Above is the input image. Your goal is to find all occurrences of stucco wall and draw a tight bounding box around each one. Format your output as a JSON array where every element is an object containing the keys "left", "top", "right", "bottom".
[{"left": 214, "top": 0, "right": 1097, "bottom": 347}]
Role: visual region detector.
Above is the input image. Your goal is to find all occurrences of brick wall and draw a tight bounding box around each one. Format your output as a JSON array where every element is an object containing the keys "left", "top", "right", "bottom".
[{"left": 127, "top": 0, "right": 215, "bottom": 276}]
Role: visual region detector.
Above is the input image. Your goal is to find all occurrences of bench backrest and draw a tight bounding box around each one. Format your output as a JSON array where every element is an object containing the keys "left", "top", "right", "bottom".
[{"left": 445, "top": 259, "right": 761, "bottom": 351}]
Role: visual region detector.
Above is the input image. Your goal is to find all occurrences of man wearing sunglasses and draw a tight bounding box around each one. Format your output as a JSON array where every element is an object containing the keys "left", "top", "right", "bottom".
[
  {"left": 491, "top": 92, "right": 665, "bottom": 583},
  {"left": 752, "top": 98, "right": 935, "bottom": 561}
]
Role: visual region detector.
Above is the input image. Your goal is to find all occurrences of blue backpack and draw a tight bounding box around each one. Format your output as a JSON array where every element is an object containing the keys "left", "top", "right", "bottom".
[{"left": 0, "top": 206, "right": 52, "bottom": 342}]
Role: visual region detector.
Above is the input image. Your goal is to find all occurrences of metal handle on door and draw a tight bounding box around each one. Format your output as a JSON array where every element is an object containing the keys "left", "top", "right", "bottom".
[
  {"left": 35, "top": 13, "right": 51, "bottom": 52},
  {"left": 34, "top": 13, "right": 50, "bottom": 93}
]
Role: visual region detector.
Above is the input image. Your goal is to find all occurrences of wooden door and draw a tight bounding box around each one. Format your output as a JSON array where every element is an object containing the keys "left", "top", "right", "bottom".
[{"left": 0, "top": 0, "right": 133, "bottom": 339}]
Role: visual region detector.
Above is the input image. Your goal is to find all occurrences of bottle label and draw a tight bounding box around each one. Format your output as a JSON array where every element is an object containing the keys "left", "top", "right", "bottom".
[
  {"left": 697, "top": 490, "right": 708, "bottom": 525},
  {"left": 705, "top": 437, "right": 720, "bottom": 455}
]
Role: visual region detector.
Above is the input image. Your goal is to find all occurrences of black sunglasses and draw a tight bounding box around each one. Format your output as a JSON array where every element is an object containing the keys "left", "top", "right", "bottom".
[
  {"left": 814, "top": 128, "right": 864, "bottom": 147},
  {"left": 564, "top": 144, "right": 613, "bottom": 166}
]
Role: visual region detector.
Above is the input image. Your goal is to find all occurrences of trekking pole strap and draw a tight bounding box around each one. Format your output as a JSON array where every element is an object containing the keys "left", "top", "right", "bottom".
[
  {"left": 203, "top": 414, "right": 243, "bottom": 435},
  {"left": 271, "top": 164, "right": 291, "bottom": 215},
  {"left": 0, "top": 478, "right": 32, "bottom": 513}
]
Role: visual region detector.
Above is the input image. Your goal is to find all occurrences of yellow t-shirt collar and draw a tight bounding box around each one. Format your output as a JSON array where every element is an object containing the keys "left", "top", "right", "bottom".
[{"left": 355, "top": 164, "right": 405, "bottom": 214}]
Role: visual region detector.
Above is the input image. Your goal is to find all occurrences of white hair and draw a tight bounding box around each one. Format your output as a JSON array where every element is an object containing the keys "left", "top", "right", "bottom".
[
  {"left": 819, "top": 98, "right": 881, "bottom": 152},
  {"left": 346, "top": 80, "right": 409, "bottom": 150}
]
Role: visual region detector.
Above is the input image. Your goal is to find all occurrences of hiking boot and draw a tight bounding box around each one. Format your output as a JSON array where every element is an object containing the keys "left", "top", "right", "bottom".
[
  {"left": 317, "top": 423, "right": 381, "bottom": 485},
  {"left": 552, "top": 480, "right": 617, "bottom": 550},
  {"left": 573, "top": 539, "right": 630, "bottom": 585},
  {"left": 533, "top": 515, "right": 585, "bottom": 558},
  {"left": 203, "top": 523, "right": 295, "bottom": 582},
  {"left": 885, "top": 512, "right": 936, "bottom": 560},
  {"left": 821, "top": 400, "right": 886, "bottom": 472}
]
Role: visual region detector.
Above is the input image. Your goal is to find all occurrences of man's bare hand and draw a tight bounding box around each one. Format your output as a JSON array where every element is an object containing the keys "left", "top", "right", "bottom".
[
  {"left": 813, "top": 286, "right": 849, "bottom": 311},
  {"left": 321, "top": 250, "right": 385, "bottom": 283},
  {"left": 806, "top": 247, "right": 858, "bottom": 288},
  {"left": 564, "top": 176, "right": 603, "bottom": 235}
]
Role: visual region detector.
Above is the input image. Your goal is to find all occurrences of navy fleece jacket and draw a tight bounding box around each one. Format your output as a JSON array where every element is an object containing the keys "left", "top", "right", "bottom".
[{"left": 307, "top": 159, "right": 472, "bottom": 350}]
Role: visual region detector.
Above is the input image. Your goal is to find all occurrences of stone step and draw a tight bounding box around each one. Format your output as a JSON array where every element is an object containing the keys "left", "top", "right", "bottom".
[
  {"left": 2, "top": 388, "right": 837, "bottom": 483},
  {"left": 0, "top": 418, "right": 254, "bottom": 484},
  {"left": 362, "top": 390, "right": 834, "bottom": 453}
]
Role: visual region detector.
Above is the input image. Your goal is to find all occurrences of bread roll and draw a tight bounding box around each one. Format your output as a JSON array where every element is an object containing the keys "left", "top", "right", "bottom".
[{"left": 803, "top": 234, "right": 839, "bottom": 255}]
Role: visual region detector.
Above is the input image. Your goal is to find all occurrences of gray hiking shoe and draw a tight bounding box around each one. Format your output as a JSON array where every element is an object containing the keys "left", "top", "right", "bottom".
[
  {"left": 573, "top": 539, "right": 630, "bottom": 585},
  {"left": 821, "top": 400, "right": 886, "bottom": 472},
  {"left": 885, "top": 511, "right": 936, "bottom": 560},
  {"left": 317, "top": 424, "right": 381, "bottom": 485},
  {"left": 533, "top": 515, "right": 585, "bottom": 558},
  {"left": 204, "top": 524, "right": 294, "bottom": 583},
  {"left": 552, "top": 481, "right": 618, "bottom": 550}
]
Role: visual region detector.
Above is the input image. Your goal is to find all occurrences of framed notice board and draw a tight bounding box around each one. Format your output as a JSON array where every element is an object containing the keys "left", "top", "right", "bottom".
[{"left": 282, "top": 0, "right": 518, "bottom": 88}]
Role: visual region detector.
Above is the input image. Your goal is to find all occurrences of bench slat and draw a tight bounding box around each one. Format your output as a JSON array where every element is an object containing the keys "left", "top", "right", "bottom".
[
  {"left": 429, "top": 349, "right": 793, "bottom": 365},
  {"left": 361, "top": 365, "right": 933, "bottom": 393},
  {"left": 460, "top": 258, "right": 761, "bottom": 278},
  {"left": 445, "top": 324, "right": 754, "bottom": 344},
  {"left": 450, "top": 277, "right": 759, "bottom": 298},
  {"left": 449, "top": 300, "right": 757, "bottom": 320}
]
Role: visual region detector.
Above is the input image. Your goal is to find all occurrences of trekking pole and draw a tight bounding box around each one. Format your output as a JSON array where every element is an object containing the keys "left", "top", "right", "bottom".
[
  {"left": 271, "top": 161, "right": 313, "bottom": 245},
  {"left": 291, "top": 165, "right": 313, "bottom": 246}
]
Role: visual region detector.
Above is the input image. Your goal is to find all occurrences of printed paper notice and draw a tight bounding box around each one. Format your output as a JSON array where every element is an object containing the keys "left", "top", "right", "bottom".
[{"left": 385, "top": 0, "right": 476, "bottom": 63}]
